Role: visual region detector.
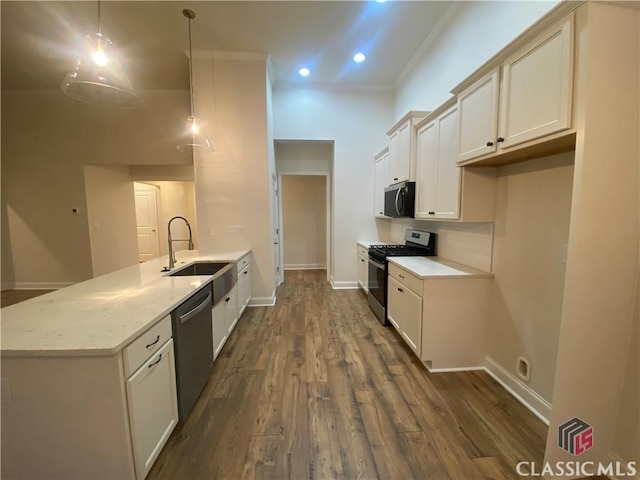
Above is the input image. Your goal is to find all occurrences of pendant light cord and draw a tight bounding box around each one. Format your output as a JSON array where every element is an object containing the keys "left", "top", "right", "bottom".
[
  {"left": 97, "top": 0, "right": 101, "bottom": 34},
  {"left": 187, "top": 15, "right": 195, "bottom": 117}
]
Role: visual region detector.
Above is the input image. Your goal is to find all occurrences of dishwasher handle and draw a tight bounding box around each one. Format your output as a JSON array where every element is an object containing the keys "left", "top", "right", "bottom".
[{"left": 179, "top": 291, "right": 212, "bottom": 324}]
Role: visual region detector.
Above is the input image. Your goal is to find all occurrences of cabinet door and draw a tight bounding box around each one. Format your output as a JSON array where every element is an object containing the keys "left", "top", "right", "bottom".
[
  {"left": 415, "top": 119, "right": 438, "bottom": 218},
  {"left": 387, "top": 276, "right": 423, "bottom": 355},
  {"left": 387, "top": 130, "right": 401, "bottom": 186},
  {"left": 374, "top": 153, "right": 387, "bottom": 217},
  {"left": 499, "top": 17, "right": 573, "bottom": 149},
  {"left": 224, "top": 284, "right": 239, "bottom": 335},
  {"left": 433, "top": 106, "right": 461, "bottom": 219},
  {"left": 238, "top": 266, "right": 251, "bottom": 316},
  {"left": 396, "top": 121, "right": 411, "bottom": 183},
  {"left": 457, "top": 69, "right": 500, "bottom": 162},
  {"left": 126, "top": 339, "right": 178, "bottom": 480},
  {"left": 357, "top": 254, "right": 368, "bottom": 291},
  {"left": 212, "top": 301, "right": 227, "bottom": 360}
]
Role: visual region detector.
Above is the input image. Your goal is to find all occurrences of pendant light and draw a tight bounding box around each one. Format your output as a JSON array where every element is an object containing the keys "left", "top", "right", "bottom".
[
  {"left": 61, "top": 0, "right": 140, "bottom": 108},
  {"left": 177, "top": 9, "right": 213, "bottom": 152}
]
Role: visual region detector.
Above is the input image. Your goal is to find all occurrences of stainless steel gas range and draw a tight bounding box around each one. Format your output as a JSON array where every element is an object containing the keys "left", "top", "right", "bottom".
[{"left": 367, "top": 230, "right": 436, "bottom": 325}]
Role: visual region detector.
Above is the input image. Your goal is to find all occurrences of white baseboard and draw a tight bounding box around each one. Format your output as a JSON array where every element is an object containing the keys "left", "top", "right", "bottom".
[
  {"left": 248, "top": 296, "right": 276, "bottom": 307},
  {"left": 427, "top": 365, "right": 485, "bottom": 373},
  {"left": 483, "top": 356, "right": 551, "bottom": 425},
  {"left": 330, "top": 280, "right": 359, "bottom": 290},
  {"left": 608, "top": 451, "right": 640, "bottom": 480},
  {"left": 6, "top": 282, "right": 73, "bottom": 290},
  {"left": 284, "top": 264, "right": 326, "bottom": 271}
]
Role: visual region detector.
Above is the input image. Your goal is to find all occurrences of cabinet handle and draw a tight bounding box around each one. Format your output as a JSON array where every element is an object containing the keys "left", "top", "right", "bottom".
[
  {"left": 145, "top": 335, "right": 160, "bottom": 349},
  {"left": 361, "top": 258, "right": 365, "bottom": 262},
  {"left": 379, "top": 211, "right": 383, "bottom": 215},
  {"left": 428, "top": 211, "right": 435, "bottom": 215},
  {"left": 148, "top": 354, "right": 162, "bottom": 369},
  {"left": 399, "top": 274, "right": 405, "bottom": 279},
  {"left": 393, "top": 177, "right": 399, "bottom": 181},
  {"left": 244, "top": 270, "right": 248, "bottom": 275},
  {"left": 486, "top": 141, "right": 493, "bottom": 147},
  {"left": 225, "top": 297, "right": 231, "bottom": 303},
  {"left": 397, "top": 287, "right": 404, "bottom": 292},
  {"left": 497, "top": 137, "right": 505, "bottom": 143}
]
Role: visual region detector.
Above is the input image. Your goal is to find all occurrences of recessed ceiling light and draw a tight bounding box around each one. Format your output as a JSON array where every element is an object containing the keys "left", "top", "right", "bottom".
[
  {"left": 298, "top": 67, "right": 310, "bottom": 77},
  {"left": 376, "top": 0, "right": 386, "bottom": 3},
  {"left": 353, "top": 53, "right": 366, "bottom": 63}
]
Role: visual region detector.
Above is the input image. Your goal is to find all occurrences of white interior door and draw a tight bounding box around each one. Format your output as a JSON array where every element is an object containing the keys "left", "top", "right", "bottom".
[{"left": 134, "top": 183, "right": 160, "bottom": 263}]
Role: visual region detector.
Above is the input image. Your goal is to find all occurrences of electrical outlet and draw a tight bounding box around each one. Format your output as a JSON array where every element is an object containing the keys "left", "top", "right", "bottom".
[
  {"left": 228, "top": 226, "right": 238, "bottom": 236},
  {"left": 207, "top": 227, "right": 214, "bottom": 236},
  {"left": 517, "top": 356, "right": 531, "bottom": 382}
]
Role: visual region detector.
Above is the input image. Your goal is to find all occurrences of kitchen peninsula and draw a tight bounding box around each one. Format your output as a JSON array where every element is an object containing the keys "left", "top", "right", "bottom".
[{"left": 1, "top": 249, "right": 251, "bottom": 479}]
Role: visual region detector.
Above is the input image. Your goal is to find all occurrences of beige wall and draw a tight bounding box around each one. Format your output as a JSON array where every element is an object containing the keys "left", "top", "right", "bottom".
[
  {"left": 84, "top": 166, "right": 139, "bottom": 277},
  {"left": 488, "top": 152, "right": 574, "bottom": 403},
  {"left": 192, "top": 56, "right": 275, "bottom": 304},
  {"left": 545, "top": 2, "right": 639, "bottom": 466},
  {"left": 281, "top": 176, "right": 327, "bottom": 270},
  {"left": 138, "top": 181, "right": 198, "bottom": 256},
  {"left": 1, "top": 89, "right": 191, "bottom": 288}
]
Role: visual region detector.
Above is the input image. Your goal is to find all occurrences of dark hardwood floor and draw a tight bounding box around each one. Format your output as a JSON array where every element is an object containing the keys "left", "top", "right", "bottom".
[{"left": 148, "top": 270, "right": 547, "bottom": 480}]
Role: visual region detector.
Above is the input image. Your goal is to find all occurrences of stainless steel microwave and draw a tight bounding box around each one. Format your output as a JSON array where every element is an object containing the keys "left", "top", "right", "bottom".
[{"left": 384, "top": 181, "right": 415, "bottom": 218}]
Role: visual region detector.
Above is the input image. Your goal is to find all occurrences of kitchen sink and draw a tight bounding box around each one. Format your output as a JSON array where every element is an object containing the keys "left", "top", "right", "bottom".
[{"left": 167, "top": 262, "right": 230, "bottom": 277}]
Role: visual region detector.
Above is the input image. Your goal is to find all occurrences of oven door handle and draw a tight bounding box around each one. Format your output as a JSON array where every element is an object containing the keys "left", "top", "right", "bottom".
[{"left": 368, "top": 257, "right": 385, "bottom": 270}]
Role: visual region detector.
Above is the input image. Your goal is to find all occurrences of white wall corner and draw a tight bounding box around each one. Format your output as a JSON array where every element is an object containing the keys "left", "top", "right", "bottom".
[
  {"left": 266, "top": 55, "right": 275, "bottom": 85},
  {"left": 394, "top": 2, "right": 461, "bottom": 89},
  {"left": 483, "top": 356, "right": 552, "bottom": 425}
]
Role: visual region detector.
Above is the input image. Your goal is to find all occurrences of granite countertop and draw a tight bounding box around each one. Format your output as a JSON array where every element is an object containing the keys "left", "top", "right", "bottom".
[
  {"left": 388, "top": 256, "right": 492, "bottom": 279},
  {"left": 1, "top": 249, "right": 250, "bottom": 358}
]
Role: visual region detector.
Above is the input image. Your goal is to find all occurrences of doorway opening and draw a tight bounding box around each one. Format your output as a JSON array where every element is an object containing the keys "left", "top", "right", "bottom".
[
  {"left": 133, "top": 181, "right": 198, "bottom": 263},
  {"left": 275, "top": 139, "right": 334, "bottom": 283},
  {"left": 279, "top": 174, "right": 328, "bottom": 275}
]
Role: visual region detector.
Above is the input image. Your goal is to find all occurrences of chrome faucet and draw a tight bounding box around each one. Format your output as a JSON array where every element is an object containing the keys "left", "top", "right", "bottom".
[{"left": 167, "top": 216, "right": 194, "bottom": 269}]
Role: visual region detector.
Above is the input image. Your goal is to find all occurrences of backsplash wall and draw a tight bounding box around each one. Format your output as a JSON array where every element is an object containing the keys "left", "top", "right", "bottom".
[{"left": 385, "top": 219, "right": 494, "bottom": 272}]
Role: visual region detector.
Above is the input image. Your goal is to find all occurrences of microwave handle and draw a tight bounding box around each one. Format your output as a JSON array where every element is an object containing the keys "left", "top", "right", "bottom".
[{"left": 395, "top": 188, "right": 405, "bottom": 216}]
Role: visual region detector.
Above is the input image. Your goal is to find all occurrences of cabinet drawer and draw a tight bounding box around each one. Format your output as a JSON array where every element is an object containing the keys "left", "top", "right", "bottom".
[
  {"left": 238, "top": 253, "right": 251, "bottom": 271},
  {"left": 123, "top": 315, "right": 172, "bottom": 377},
  {"left": 388, "top": 263, "right": 422, "bottom": 296},
  {"left": 357, "top": 244, "right": 369, "bottom": 258}
]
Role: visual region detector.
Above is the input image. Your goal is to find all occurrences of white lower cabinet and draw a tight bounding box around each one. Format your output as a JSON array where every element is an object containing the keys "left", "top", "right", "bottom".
[
  {"left": 212, "top": 300, "right": 227, "bottom": 360},
  {"left": 357, "top": 244, "right": 369, "bottom": 292},
  {"left": 125, "top": 338, "right": 178, "bottom": 480},
  {"left": 388, "top": 262, "right": 490, "bottom": 371},
  {"left": 387, "top": 275, "right": 422, "bottom": 355},
  {"left": 224, "top": 284, "right": 239, "bottom": 335},
  {"left": 237, "top": 262, "right": 251, "bottom": 316}
]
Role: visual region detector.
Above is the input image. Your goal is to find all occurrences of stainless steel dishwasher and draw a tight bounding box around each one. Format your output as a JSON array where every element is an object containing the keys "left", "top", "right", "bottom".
[{"left": 171, "top": 285, "right": 213, "bottom": 423}]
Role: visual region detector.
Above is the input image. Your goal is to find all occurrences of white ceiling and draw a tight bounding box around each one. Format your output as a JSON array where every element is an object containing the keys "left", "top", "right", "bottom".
[{"left": 1, "top": 1, "right": 454, "bottom": 91}]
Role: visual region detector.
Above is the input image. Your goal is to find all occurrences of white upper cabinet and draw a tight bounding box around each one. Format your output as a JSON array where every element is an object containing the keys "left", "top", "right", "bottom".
[
  {"left": 498, "top": 17, "right": 573, "bottom": 149},
  {"left": 386, "top": 111, "right": 429, "bottom": 186},
  {"left": 374, "top": 148, "right": 389, "bottom": 218},
  {"left": 416, "top": 105, "right": 460, "bottom": 219},
  {"left": 416, "top": 102, "right": 496, "bottom": 222},
  {"left": 456, "top": 15, "right": 574, "bottom": 164},
  {"left": 457, "top": 70, "right": 500, "bottom": 163}
]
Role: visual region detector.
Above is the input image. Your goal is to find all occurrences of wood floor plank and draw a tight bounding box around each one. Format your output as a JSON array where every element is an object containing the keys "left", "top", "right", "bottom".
[{"left": 147, "top": 270, "right": 548, "bottom": 480}]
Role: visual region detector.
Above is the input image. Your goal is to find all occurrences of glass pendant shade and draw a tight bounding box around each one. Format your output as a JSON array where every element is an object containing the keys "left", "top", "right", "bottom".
[
  {"left": 176, "top": 9, "right": 214, "bottom": 153},
  {"left": 177, "top": 115, "right": 213, "bottom": 152},
  {"left": 61, "top": 33, "right": 140, "bottom": 108}
]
